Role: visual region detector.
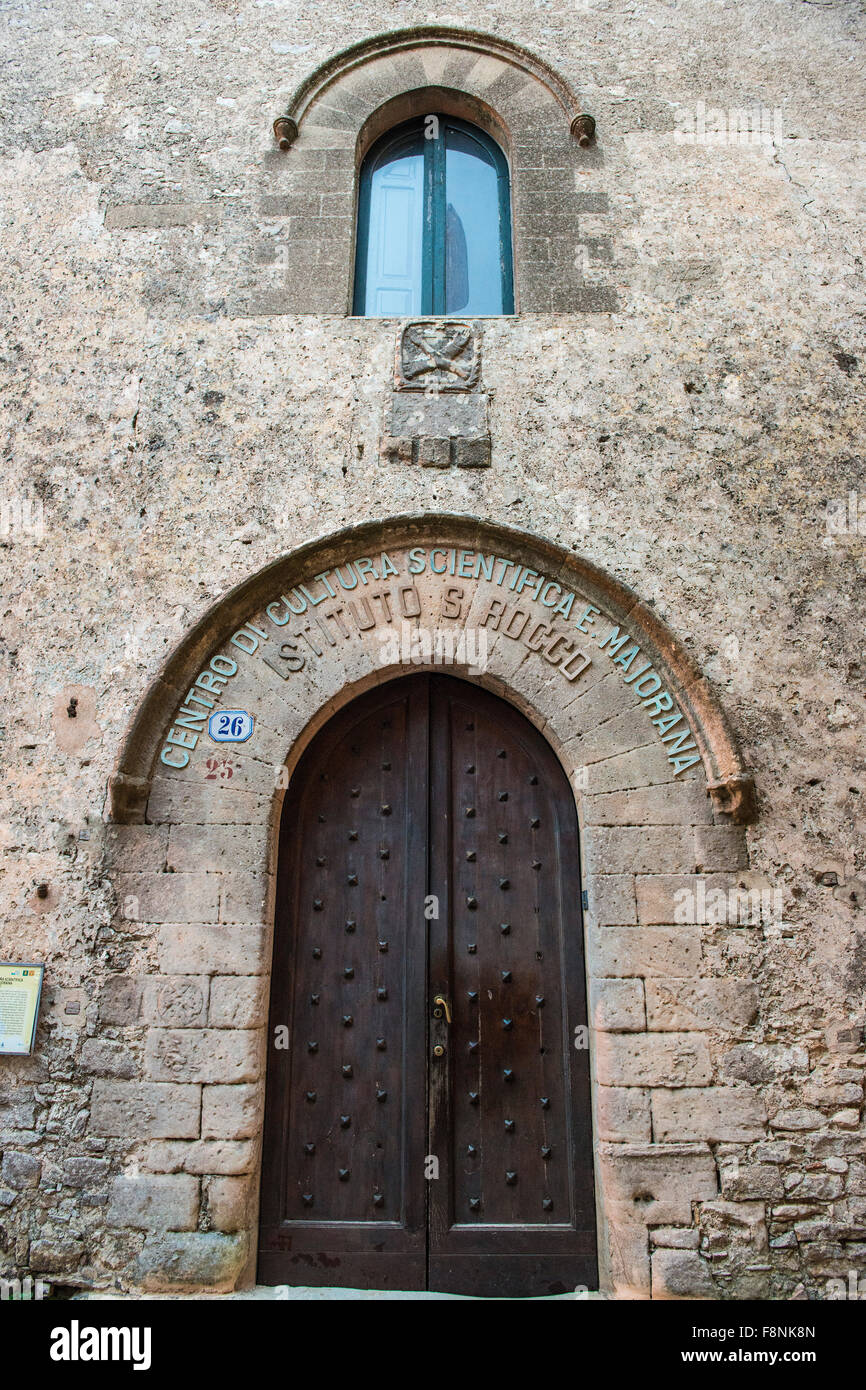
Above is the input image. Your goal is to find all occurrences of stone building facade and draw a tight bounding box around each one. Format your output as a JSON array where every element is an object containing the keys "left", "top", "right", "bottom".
[{"left": 1, "top": 0, "right": 864, "bottom": 1299}]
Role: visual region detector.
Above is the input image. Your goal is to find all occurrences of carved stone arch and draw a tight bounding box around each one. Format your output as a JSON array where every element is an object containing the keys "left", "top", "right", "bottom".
[
  {"left": 99, "top": 514, "right": 765, "bottom": 1298},
  {"left": 265, "top": 29, "right": 614, "bottom": 314},
  {"left": 273, "top": 26, "right": 588, "bottom": 147},
  {"left": 110, "top": 514, "right": 754, "bottom": 824}
]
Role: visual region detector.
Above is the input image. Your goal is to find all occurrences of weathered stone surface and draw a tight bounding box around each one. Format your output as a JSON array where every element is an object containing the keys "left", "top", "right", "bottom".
[
  {"left": 770, "top": 1107, "right": 827, "bottom": 1132},
  {"left": 99, "top": 976, "right": 144, "bottom": 1025},
  {"left": 201, "top": 1084, "right": 260, "bottom": 1140},
  {"left": 208, "top": 976, "right": 266, "bottom": 1028},
  {"left": 135, "top": 1232, "right": 248, "bottom": 1291},
  {"left": 650, "top": 1225, "right": 700, "bottom": 1249},
  {"left": 645, "top": 979, "right": 759, "bottom": 1032},
  {"left": 144, "top": 976, "right": 209, "bottom": 1028},
  {"left": 142, "top": 1140, "right": 257, "bottom": 1176},
  {"left": 61, "top": 1157, "right": 111, "bottom": 1188},
  {"left": 1, "top": 1152, "right": 41, "bottom": 1189},
  {"left": 206, "top": 1176, "right": 252, "bottom": 1232},
  {"left": 652, "top": 1248, "right": 715, "bottom": 1298},
  {"left": 721, "top": 1044, "right": 809, "bottom": 1084},
  {"left": 158, "top": 925, "right": 268, "bottom": 976},
  {"left": 599, "top": 1143, "right": 718, "bottom": 1226},
  {"left": 590, "top": 978, "right": 646, "bottom": 1032},
  {"left": 80, "top": 1039, "right": 137, "bottom": 1078},
  {"left": 596, "top": 1033, "right": 711, "bottom": 1087},
  {"left": 115, "top": 872, "right": 219, "bottom": 924},
  {"left": 589, "top": 927, "right": 702, "bottom": 978},
  {"left": 144, "top": 1029, "right": 260, "bottom": 1084},
  {"left": 28, "top": 1239, "right": 85, "bottom": 1273},
  {"left": 89, "top": 1081, "right": 201, "bottom": 1139},
  {"left": 652, "top": 1087, "right": 767, "bottom": 1142},
  {"left": 720, "top": 1162, "right": 784, "bottom": 1201},
  {"left": 596, "top": 1086, "right": 652, "bottom": 1142},
  {"left": 108, "top": 1174, "right": 199, "bottom": 1231}
]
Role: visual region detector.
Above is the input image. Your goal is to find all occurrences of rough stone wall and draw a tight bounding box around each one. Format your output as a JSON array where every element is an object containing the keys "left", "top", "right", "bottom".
[{"left": 0, "top": 0, "right": 864, "bottom": 1298}]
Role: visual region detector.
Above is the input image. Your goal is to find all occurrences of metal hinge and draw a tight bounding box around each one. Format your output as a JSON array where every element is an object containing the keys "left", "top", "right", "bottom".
[{"left": 581, "top": 889, "right": 588, "bottom": 910}]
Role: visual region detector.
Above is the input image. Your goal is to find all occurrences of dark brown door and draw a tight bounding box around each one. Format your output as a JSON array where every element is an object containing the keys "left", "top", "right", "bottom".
[{"left": 258, "top": 674, "right": 597, "bottom": 1297}]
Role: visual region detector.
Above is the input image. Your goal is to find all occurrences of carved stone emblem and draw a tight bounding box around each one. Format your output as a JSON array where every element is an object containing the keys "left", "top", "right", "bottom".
[{"left": 395, "top": 321, "right": 481, "bottom": 391}]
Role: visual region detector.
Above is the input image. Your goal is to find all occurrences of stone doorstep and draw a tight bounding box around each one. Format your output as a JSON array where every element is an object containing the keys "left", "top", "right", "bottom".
[{"left": 74, "top": 1285, "right": 611, "bottom": 1301}]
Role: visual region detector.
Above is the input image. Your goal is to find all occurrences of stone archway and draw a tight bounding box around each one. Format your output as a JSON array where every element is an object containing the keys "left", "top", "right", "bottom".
[{"left": 100, "top": 515, "right": 760, "bottom": 1298}]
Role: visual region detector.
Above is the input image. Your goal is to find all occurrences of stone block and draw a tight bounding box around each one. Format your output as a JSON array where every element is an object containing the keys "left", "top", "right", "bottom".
[
  {"left": 219, "top": 873, "right": 272, "bottom": 924},
  {"left": 206, "top": 1177, "right": 252, "bottom": 1233},
  {"left": 1, "top": 1152, "right": 41, "bottom": 1189},
  {"left": 143, "top": 1140, "right": 257, "bottom": 1176},
  {"left": 584, "top": 874, "right": 637, "bottom": 925},
  {"left": 596, "top": 1086, "right": 652, "bottom": 1142},
  {"left": 651, "top": 1226, "right": 700, "bottom": 1249},
  {"left": 802, "top": 1080, "right": 863, "bottom": 1107},
  {"left": 590, "top": 978, "right": 646, "bottom": 1031},
  {"left": 770, "top": 1108, "right": 826, "bottom": 1131},
  {"left": 583, "top": 783, "right": 714, "bottom": 826},
  {"left": 599, "top": 1142, "right": 718, "bottom": 1225},
  {"left": 104, "top": 824, "right": 168, "bottom": 871},
  {"left": 201, "top": 1085, "right": 260, "bottom": 1140},
  {"left": 720, "top": 1162, "right": 784, "bottom": 1200},
  {"left": 158, "top": 924, "right": 268, "bottom": 975},
  {"left": 108, "top": 1174, "right": 199, "bottom": 1231},
  {"left": 116, "top": 872, "right": 219, "bottom": 925},
  {"left": 135, "top": 1232, "right": 248, "bottom": 1291},
  {"left": 596, "top": 1033, "right": 711, "bottom": 1087},
  {"left": 208, "top": 976, "right": 266, "bottom": 1028},
  {"left": 652, "top": 1248, "right": 715, "bottom": 1298},
  {"left": 589, "top": 927, "right": 702, "bottom": 978},
  {"left": 61, "top": 1157, "right": 111, "bottom": 1189},
  {"left": 144, "top": 976, "right": 209, "bottom": 1027},
  {"left": 80, "top": 1039, "right": 137, "bottom": 1078},
  {"left": 90, "top": 1081, "right": 201, "bottom": 1139},
  {"left": 145, "top": 1029, "right": 260, "bottom": 1084},
  {"left": 646, "top": 979, "right": 759, "bottom": 1032},
  {"left": 652, "top": 1087, "right": 767, "bottom": 1142},
  {"left": 694, "top": 825, "right": 749, "bottom": 870},
  {"left": 721, "top": 1044, "right": 808, "bottom": 1084},
  {"left": 166, "top": 825, "right": 263, "bottom": 875},
  {"left": 606, "top": 1218, "right": 651, "bottom": 1298},
  {"left": 584, "top": 827, "right": 695, "bottom": 875},
  {"left": 99, "top": 976, "right": 144, "bottom": 1025},
  {"left": 454, "top": 436, "right": 491, "bottom": 468},
  {"left": 28, "top": 1239, "right": 85, "bottom": 1273}
]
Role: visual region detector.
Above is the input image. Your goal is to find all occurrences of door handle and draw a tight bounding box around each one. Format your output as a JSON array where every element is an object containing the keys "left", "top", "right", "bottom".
[{"left": 432, "top": 994, "right": 452, "bottom": 1024}]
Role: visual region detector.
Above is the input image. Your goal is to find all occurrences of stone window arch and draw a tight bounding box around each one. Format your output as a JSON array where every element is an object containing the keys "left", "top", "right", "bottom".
[{"left": 266, "top": 27, "right": 616, "bottom": 315}]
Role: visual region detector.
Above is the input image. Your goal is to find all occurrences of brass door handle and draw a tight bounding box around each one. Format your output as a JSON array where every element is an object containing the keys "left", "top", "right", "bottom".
[{"left": 433, "top": 994, "right": 452, "bottom": 1024}]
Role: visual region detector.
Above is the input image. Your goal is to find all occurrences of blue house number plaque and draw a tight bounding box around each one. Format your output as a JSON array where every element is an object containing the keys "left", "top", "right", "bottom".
[{"left": 208, "top": 710, "right": 254, "bottom": 743}]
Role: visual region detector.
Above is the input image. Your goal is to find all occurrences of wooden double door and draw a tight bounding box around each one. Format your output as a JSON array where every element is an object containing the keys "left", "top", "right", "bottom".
[{"left": 258, "top": 674, "right": 597, "bottom": 1297}]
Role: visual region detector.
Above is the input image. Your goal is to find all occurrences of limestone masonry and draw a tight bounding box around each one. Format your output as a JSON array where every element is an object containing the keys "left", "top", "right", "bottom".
[{"left": 0, "top": 0, "right": 864, "bottom": 1300}]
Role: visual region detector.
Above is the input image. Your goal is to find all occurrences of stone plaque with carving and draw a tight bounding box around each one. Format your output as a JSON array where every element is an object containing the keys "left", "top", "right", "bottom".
[{"left": 395, "top": 321, "right": 481, "bottom": 391}]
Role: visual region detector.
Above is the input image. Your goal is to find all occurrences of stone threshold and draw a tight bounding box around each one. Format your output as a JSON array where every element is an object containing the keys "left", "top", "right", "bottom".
[{"left": 74, "top": 1285, "right": 607, "bottom": 1301}]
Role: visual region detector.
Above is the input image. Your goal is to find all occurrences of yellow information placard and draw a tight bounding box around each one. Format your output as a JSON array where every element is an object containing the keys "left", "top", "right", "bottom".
[{"left": 0, "top": 963, "right": 45, "bottom": 1055}]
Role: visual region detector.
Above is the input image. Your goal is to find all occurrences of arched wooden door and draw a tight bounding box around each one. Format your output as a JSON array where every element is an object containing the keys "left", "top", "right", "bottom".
[{"left": 258, "top": 674, "right": 597, "bottom": 1297}]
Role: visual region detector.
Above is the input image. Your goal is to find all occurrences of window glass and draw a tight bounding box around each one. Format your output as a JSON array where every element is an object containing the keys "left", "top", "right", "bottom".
[
  {"left": 444, "top": 126, "right": 504, "bottom": 315},
  {"left": 354, "top": 116, "right": 513, "bottom": 316}
]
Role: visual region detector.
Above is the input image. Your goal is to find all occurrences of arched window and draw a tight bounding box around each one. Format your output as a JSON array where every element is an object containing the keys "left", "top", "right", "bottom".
[{"left": 353, "top": 115, "right": 514, "bottom": 317}]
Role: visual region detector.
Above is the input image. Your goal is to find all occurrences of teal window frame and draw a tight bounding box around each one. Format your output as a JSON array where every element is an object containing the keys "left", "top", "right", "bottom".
[{"left": 353, "top": 115, "right": 515, "bottom": 317}]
